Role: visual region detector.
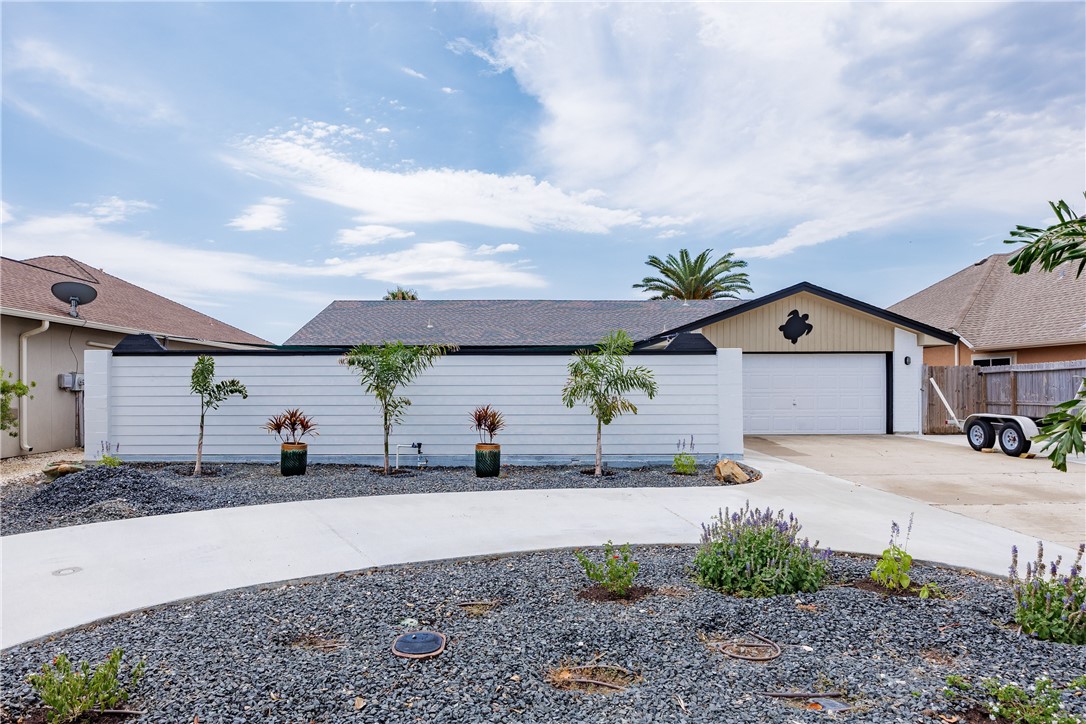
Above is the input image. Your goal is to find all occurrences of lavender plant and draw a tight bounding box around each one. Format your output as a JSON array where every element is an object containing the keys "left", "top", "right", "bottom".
[
  {"left": 672, "top": 435, "right": 697, "bottom": 475},
  {"left": 871, "top": 514, "right": 943, "bottom": 598},
  {"left": 694, "top": 501, "right": 830, "bottom": 597},
  {"left": 1009, "top": 541, "right": 1086, "bottom": 644}
]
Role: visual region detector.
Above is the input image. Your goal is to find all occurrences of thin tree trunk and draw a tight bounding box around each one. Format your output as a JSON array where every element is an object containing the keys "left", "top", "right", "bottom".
[
  {"left": 383, "top": 408, "right": 390, "bottom": 474},
  {"left": 195, "top": 408, "right": 205, "bottom": 476},
  {"left": 595, "top": 419, "right": 603, "bottom": 477}
]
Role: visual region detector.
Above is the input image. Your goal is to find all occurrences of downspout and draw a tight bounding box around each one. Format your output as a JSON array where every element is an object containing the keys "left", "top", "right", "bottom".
[{"left": 18, "top": 320, "right": 49, "bottom": 452}]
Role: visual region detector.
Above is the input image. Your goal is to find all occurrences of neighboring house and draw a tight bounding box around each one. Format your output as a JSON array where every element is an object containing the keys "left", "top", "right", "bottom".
[
  {"left": 286, "top": 282, "right": 958, "bottom": 436},
  {"left": 1, "top": 256, "right": 269, "bottom": 458},
  {"left": 889, "top": 253, "right": 1086, "bottom": 367}
]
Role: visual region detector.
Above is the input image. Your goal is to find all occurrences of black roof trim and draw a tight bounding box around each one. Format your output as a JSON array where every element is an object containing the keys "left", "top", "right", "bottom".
[
  {"left": 112, "top": 341, "right": 715, "bottom": 357},
  {"left": 647, "top": 281, "right": 959, "bottom": 344}
]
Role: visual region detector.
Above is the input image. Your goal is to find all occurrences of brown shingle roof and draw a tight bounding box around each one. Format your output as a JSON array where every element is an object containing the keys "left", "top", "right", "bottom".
[
  {"left": 1, "top": 256, "right": 270, "bottom": 345},
  {"left": 285, "top": 299, "right": 742, "bottom": 347},
  {"left": 889, "top": 253, "right": 1086, "bottom": 350}
]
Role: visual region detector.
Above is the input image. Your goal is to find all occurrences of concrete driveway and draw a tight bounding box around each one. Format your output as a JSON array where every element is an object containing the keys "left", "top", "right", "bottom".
[{"left": 745, "top": 435, "right": 1086, "bottom": 548}]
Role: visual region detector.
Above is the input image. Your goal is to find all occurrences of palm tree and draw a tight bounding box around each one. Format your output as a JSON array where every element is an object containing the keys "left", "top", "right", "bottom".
[
  {"left": 632, "top": 248, "right": 753, "bottom": 300},
  {"left": 340, "top": 341, "right": 452, "bottom": 473},
  {"left": 383, "top": 286, "right": 419, "bottom": 300},
  {"left": 561, "top": 330, "right": 658, "bottom": 476}
]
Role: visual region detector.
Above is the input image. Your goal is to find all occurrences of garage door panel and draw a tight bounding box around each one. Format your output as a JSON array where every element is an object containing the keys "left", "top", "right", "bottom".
[{"left": 743, "top": 354, "right": 885, "bottom": 435}]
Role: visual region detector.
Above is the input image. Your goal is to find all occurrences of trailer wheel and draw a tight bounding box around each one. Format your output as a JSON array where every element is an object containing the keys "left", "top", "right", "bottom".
[
  {"left": 998, "top": 422, "right": 1031, "bottom": 457},
  {"left": 966, "top": 419, "right": 994, "bottom": 451}
]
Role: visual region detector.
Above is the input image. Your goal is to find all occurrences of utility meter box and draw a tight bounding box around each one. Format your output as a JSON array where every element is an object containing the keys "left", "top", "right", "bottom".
[{"left": 58, "top": 373, "right": 85, "bottom": 391}]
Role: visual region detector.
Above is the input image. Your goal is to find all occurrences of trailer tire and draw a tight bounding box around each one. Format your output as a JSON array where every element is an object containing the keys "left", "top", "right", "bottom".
[
  {"left": 998, "top": 422, "right": 1031, "bottom": 457},
  {"left": 966, "top": 419, "right": 994, "bottom": 451}
]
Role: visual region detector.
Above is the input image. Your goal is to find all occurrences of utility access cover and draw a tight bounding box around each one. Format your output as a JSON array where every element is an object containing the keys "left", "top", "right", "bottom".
[{"left": 392, "top": 631, "right": 447, "bottom": 659}]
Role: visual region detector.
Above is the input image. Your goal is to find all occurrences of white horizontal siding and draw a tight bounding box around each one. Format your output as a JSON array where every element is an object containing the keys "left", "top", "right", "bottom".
[{"left": 95, "top": 353, "right": 732, "bottom": 463}]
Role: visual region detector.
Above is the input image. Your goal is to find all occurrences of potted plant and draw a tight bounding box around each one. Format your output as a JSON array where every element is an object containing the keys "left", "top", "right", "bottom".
[
  {"left": 470, "top": 405, "right": 505, "bottom": 478},
  {"left": 262, "top": 408, "right": 319, "bottom": 476}
]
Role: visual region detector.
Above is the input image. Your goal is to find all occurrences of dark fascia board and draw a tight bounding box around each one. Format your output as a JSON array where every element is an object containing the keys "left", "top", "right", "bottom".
[
  {"left": 113, "top": 342, "right": 715, "bottom": 357},
  {"left": 644, "top": 281, "right": 959, "bottom": 345}
]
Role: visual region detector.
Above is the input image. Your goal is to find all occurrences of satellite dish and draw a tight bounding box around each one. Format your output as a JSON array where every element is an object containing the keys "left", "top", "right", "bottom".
[{"left": 51, "top": 282, "right": 98, "bottom": 318}]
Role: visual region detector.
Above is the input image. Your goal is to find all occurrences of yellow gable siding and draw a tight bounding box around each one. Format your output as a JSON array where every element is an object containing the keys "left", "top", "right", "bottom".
[{"left": 701, "top": 292, "right": 894, "bottom": 352}]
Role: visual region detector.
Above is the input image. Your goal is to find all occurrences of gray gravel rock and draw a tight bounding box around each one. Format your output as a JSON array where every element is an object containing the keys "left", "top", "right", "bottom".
[
  {"left": 2, "top": 548, "right": 1084, "bottom": 723},
  {"left": 1, "top": 463, "right": 751, "bottom": 536}
]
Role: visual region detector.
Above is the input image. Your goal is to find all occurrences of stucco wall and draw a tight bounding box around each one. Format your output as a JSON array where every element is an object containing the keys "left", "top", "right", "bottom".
[
  {"left": 85, "top": 350, "right": 744, "bottom": 465},
  {"left": 923, "top": 341, "right": 1086, "bottom": 366}
]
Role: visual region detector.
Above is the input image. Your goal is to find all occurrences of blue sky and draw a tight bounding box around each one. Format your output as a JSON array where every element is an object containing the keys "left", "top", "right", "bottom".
[{"left": 2, "top": 2, "right": 1083, "bottom": 344}]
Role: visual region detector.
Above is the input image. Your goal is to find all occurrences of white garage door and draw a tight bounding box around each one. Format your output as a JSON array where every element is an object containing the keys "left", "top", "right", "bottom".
[{"left": 743, "top": 354, "right": 886, "bottom": 434}]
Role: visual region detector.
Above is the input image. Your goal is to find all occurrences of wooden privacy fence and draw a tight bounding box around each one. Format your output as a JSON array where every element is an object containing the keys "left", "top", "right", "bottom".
[{"left": 922, "top": 360, "right": 1086, "bottom": 434}]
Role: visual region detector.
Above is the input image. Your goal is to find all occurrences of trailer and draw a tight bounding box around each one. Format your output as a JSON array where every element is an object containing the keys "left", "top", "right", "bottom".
[{"left": 929, "top": 377, "right": 1038, "bottom": 456}]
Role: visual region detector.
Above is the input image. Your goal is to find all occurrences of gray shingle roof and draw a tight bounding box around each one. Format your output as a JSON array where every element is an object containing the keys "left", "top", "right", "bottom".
[
  {"left": 1, "top": 256, "right": 270, "bottom": 345},
  {"left": 285, "top": 299, "right": 743, "bottom": 347},
  {"left": 889, "top": 253, "right": 1086, "bottom": 350}
]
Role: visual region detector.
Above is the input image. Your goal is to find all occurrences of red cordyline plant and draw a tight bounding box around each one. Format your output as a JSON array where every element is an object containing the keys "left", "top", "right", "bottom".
[
  {"left": 263, "top": 408, "right": 319, "bottom": 445},
  {"left": 470, "top": 405, "right": 505, "bottom": 444}
]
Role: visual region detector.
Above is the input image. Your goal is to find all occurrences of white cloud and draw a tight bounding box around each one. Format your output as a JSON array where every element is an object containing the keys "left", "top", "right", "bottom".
[
  {"left": 319, "top": 241, "right": 545, "bottom": 290},
  {"left": 1, "top": 202, "right": 13, "bottom": 224},
  {"left": 479, "top": 3, "right": 1084, "bottom": 257},
  {"left": 227, "top": 197, "right": 290, "bottom": 232},
  {"left": 440, "top": 87, "right": 460, "bottom": 95},
  {"left": 230, "top": 120, "right": 641, "bottom": 233},
  {"left": 475, "top": 243, "right": 519, "bottom": 255},
  {"left": 401, "top": 67, "right": 427, "bottom": 80},
  {"left": 655, "top": 230, "right": 684, "bottom": 240},
  {"left": 6, "top": 38, "right": 179, "bottom": 124},
  {"left": 75, "top": 196, "right": 155, "bottom": 224},
  {"left": 336, "top": 224, "right": 415, "bottom": 246}
]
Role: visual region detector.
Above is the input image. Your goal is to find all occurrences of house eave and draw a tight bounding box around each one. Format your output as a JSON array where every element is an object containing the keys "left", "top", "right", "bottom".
[{"left": 1, "top": 307, "right": 268, "bottom": 351}]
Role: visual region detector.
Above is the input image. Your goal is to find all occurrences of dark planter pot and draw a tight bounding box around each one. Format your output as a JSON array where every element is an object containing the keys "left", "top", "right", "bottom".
[
  {"left": 281, "top": 443, "right": 308, "bottom": 476},
  {"left": 475, "top": 443, "right": 500, "bottom": 478}
]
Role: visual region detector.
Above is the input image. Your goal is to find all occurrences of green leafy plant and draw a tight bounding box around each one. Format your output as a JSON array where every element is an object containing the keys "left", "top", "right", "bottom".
[
  {"left": 1004, "top": 195, "right": 1086, "bottom": 472},
  {"left": 190, "top": 355, "right": 248, "bottom": 476},
  {"left": 575, "top": 541, "right": 640, "bottom": 598},
  {"left": 1031, "top": 380, "right": 1086, "bottom": 473},
  {"left": 561, "top": 330, "right": 658, "bottom": 477},
  {"left": 97, "top": 441, "right": 122, "bottom": 467},
  {"left": 470, "top": 404, "right": 505, "bottom": 443},
  {"left": 672, "top": 453, "right": 697, "bottom": 475},
  {"left": 1, "top": 367, "right": 35, "bottom": 437},
  {"left": 871, "top": 515, "right": 944, "bottom": 598},
  {"left": 341, "top": 341, "right": 453, "bottom": 474},
  {"left": 694, "top": 501, "right": 830, "bottom": 597},
  {"left": 27, "top": 648, "right": 145, "bottom": 723},
  {"left": 672, "top": 436, "right": 697, "bottom": 474},
  {"left": 383, "top": 286, "right": 419, "bottom": 300},
  {"left": 1009, "top": 541, "right": 1086, "bottom": 644},
  {"left": 944, "top": 674, "right": 1086, "bottom": 724},
  {"left": 262, "top": 408, "right": 319, "bottom": 444}
]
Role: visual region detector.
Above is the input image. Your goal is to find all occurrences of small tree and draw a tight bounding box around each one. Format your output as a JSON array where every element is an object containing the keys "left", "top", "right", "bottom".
[
  {"left": 190, "top": 355, "right": 247, "bottom": 476},
  {"left": 562, "top": 330, "right": 658, "bottom": 476},
  {"left": 341, "top": 341, "right": 452, "bottom": 473},
  {"left": 1, "top": 367, "right": 34, "bottom": 437},
  {"left": 1004, "top": 194, "right": 1086, "bottom": 471},
  {"left": 383, "top": 286, "right": 419, "bottom": 300}
]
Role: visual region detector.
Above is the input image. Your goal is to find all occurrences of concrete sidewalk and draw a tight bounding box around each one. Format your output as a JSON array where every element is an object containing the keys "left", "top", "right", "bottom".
[{"left": 2, "top": 450, "right": 1075, "bottom": 649}]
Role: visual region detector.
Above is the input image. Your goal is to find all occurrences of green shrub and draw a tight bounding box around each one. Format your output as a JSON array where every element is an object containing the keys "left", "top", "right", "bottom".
[
  {"left": 672, "top": 452, "right": 697, "bottom": 475},
  {"left": 1, "top": 367, "right": 35, "bottom": 437},
  {"left": 575, "top": 540, "right": 640, "bottom": 597},
  {"left": 871, "top": 515, "right": 943, "bottom": 599},
  {"left": 1009, "top": 541, "right": 1086, "bottom": 644},
  {"left": 945, "top": 674, "right": 1086, "bottom": 724},
  {"left": 694, "top": 502, "right": 830, "bottom": 597},
  {"left": 27, "top": 648, "right": 145, "bottom": 723}
]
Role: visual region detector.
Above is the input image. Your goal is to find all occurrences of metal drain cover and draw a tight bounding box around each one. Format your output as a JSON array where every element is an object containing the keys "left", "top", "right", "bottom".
[{"left": 392, "top": 631, "right": 446, "bottom": 659}]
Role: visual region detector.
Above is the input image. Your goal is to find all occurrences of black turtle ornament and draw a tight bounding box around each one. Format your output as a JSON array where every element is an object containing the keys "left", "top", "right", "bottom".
[{"left": 779, "top": 309, "right": 813, "bottom": 344}]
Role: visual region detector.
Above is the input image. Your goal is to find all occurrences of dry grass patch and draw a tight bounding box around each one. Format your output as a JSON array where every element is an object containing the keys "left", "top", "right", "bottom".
[{"left": 545, "top": 662, "right": 640, "bottom": 693}]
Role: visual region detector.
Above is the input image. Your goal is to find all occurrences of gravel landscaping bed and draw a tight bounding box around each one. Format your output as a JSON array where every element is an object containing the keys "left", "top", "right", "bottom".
[
  {"left": 1, "top": 463, "right": 759, "bottom": 536},
  {"left": 2, "top": 547, "right": 1083, "bottom": 723}
]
